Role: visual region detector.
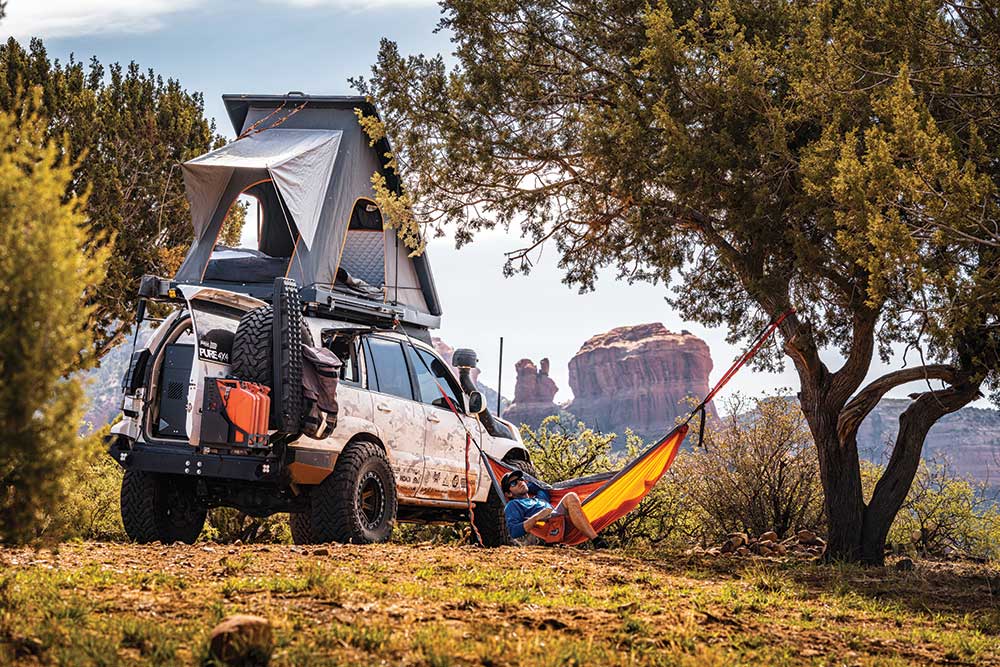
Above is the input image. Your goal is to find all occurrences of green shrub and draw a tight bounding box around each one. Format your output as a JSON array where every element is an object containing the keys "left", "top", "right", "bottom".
[
  {"left": 55, "top": 427, "right": 126, "bottom": 542},
  {"left": 681, "top": 394, "right": 825, "bottom": 541},
  {"left": 202, "top": 509, "right": 291, "bottom": 544},
  {"left": 863, "top": 458, "right": 1000, "bottom": 561},
  {"left": 0, "top": 94, "right": 108, "bottom": 544}
]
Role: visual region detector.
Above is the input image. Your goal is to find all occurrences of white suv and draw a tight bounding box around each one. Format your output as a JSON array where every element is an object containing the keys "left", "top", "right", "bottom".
[{"left": 107, "top": 280, "right": 529, "bottom": 546}]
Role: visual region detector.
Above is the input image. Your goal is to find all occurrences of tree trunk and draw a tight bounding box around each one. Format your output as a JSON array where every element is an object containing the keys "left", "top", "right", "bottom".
[
  {"left": 860, "top": 383, "right": 981, "bottom": 565},
  {"left": 812, "top": 421, "right": 866, "bottom": 561}
]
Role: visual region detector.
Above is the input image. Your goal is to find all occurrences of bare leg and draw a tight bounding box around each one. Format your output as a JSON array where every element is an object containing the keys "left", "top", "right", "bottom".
[{"left": 555, "top": 492, "right": 597, "bottom": 540}]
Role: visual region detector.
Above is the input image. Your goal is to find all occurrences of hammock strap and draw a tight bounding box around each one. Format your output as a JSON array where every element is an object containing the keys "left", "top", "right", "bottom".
[
  {"left": 697, "top": 404, "right": 707, "bottom": 449},
  {"left": 685, "top": 309, "right": 794, "bottom": 426}
]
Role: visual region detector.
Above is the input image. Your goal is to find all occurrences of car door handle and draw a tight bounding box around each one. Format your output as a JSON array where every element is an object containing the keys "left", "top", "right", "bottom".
[
  {"left": 376, "top": 403, "right": 392, "bottom": 413},
  {"left": 427, "top": 413, "right": 440, "bottom": 423}
]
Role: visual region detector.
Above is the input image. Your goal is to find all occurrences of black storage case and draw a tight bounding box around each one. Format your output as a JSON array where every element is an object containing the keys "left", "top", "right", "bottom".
[{"left": 156, "top": 344, "right": 193, "bottom": 437}]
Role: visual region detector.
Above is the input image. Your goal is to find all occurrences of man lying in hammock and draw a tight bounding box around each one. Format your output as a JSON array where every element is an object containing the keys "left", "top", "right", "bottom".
[{"left": 502, "top": 470, "right": 598, "bottom": 544}]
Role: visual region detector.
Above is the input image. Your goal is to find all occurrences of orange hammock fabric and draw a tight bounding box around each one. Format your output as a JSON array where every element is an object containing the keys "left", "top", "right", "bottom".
[
  {"left": 485, "top": 424, "right": 688, "bottom": 545},
  {"left": 473, "top": 310, "right": 793, "bottom": 546}
]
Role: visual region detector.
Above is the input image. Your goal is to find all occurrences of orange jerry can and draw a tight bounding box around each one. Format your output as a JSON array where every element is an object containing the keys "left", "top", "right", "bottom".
[{"left": 199, "top": 379, "right": 271, "bottom": 448}]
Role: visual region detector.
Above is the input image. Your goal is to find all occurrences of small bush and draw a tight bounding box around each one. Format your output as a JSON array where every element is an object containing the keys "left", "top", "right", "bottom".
[
  {"left": 55, "top": 428, "right": 127, "bottom": 542},
  {"left": 203, "top": 509, "right": 290, "bottom": 544},
  {"left": 863, "top": 458, "right": 1000, "bottom": 561},
  {"left": 681, "top": 394, "right": 825, "bottom": 541}
]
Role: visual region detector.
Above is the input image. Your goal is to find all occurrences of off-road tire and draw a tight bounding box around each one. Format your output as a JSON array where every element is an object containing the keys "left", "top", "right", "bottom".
[
  {"left": 288, "top": 511, "right": 314, "bottom": 545},
  {"left": 271, "top": 278, "right": 305, "bottom": 434},
  {"left": 310, "top": 441, "right": 398, "bottom": 544},
  {"left": 120, "top": 470, "right": 206, "bottom": 544},
  {"left": 231, "top": 306, "right": 273, "bottom": 386},
  {"left": 230, "top": 290, "right": 312, "bottom": 432},
  {"left": 473, "top": 458, "right": 537, "bottom": 547}
]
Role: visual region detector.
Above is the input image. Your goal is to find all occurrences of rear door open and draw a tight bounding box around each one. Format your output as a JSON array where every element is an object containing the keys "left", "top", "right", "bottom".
[{"left": 177, "top": 286, "right": 266, "bottom": 444}]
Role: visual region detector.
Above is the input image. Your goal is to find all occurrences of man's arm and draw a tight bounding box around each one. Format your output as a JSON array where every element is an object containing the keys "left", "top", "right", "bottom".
[
  {"left": 505, "top": 501, "right": 527, "bottom": 539},
  {"left": 522, "top": 506, "right": 552, "bottom": 533}
]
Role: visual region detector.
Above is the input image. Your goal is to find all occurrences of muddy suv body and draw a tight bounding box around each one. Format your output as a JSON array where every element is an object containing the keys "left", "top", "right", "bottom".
[
  {"left": 107, "top": 281, "right": 527, "bottom": 544},
  {"left": 105, "top": 94, "right": 529, "bottom": 545}
]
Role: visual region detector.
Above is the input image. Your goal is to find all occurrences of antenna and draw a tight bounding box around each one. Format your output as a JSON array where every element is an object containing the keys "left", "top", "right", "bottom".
[{"left": 496, "top": 336, "right": 504, "bottom": 416}]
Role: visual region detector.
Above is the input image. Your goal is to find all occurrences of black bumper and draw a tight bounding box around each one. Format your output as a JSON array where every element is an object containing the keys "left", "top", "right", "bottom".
[{"left": 107, "top": 435, "right": 282, "bottom": 483}]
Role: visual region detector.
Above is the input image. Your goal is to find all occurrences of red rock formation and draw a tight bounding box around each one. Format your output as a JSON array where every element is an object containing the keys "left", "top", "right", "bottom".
[
  {"left": 567, "top": 323, "right": 714, "bottom": 440},
  {"left": 503, "top": 358, "right": 560, "bottom": 428}
]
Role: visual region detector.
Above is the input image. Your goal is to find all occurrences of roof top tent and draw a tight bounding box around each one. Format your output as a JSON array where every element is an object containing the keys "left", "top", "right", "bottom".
[{"left": 173, "top": 94, "right": 441, "bottom": 333}]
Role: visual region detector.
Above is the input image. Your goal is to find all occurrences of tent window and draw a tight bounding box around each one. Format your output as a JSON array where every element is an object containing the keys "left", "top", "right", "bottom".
[
  {"left": 349, "top": 199, "right": 383, "bottom": 230},
  {"left": 339, "top": 200, "right": 386, "bottom": 287},
  {"left": 243, "top": 180, "right": 299, "bottom": 258},
  {"left": 203, "top": 180, "right": 299, "bottom": 284}
]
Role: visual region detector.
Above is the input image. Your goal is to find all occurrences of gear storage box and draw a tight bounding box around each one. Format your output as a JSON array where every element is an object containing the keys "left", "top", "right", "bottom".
[{"left": 156, "top": 344, "right": 194, "bottom": 437}]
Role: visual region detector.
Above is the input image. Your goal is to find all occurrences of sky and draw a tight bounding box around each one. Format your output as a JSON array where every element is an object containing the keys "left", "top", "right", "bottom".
[{"left": 4, "top": 0, "right": 986, "bottom": 412}]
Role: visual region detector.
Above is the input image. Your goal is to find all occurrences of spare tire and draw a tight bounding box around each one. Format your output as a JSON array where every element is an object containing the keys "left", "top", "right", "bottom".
[{"left": 230, "top": 279, "right": 311, "bottom": 433}]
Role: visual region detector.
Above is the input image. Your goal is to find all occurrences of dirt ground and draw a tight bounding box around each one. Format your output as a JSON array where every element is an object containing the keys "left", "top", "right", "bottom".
[{"left": 0, "top": 542, "right": 997, "bottom": 666}]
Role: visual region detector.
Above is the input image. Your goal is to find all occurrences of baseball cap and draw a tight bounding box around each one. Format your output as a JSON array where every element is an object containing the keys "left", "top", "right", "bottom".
[{"left": 501, "top": 470, "right": 525, "bottom": 494}]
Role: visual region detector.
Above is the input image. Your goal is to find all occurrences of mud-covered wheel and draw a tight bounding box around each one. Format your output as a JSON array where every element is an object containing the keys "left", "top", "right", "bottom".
[
  {"left": 120, "top": 470, "right": 206, "bottom": 544},
  {"left": 473, "top": 458, "right": 537, "bottom": 547},
  {"left": 231, "top": 278, "right": 311, "bottom": 432},
  {"left": 310, "top": 441, "right": 398, "bottom": 544},
  {"left": 288, "top": 511, "right": 313, "bottom": 545}
]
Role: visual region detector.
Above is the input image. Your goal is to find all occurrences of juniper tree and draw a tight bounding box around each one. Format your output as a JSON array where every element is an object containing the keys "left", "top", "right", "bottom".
[
  {"left": 354, "top": 0, "right": 999, "bottom": 563},
  {"left": 0, "top": 38, "right": 243, "bottom": 359},
  {"left": 0, "top": 96, "right": 107, "bottom": 543}
]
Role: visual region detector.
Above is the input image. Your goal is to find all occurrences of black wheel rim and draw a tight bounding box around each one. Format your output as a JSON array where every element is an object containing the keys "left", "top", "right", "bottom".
[{"left": 358, "top": 471, "right": 386, "bottom": 531}]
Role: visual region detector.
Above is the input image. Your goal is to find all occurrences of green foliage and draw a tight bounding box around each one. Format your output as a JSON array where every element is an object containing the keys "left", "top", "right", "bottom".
[
  {"left": 0, "top": 94, "right": 108, "bottom": 544},
  {"left": 681, "top": 395, "right": 825, "bottom": 541},
  {"left": 520, "top": 415, "right": 618, "bottom": 481},
  {"left": 862, "top": 459, "right": 1000, "bottom": 562},
  {"left": 55, "top": 426, "right": 127, "bottom": 542},
  {"left": 0, "top": 38, "right": 235, "bottom": 357},
  {"left": 355, "top": 0, "right": 997, "bottom": 371},
  {"left": 354, "top": 0, "right": 999, "bottom": 561},
  {"left": 202, "top": 509, "right": 291, "bottom": 545}
]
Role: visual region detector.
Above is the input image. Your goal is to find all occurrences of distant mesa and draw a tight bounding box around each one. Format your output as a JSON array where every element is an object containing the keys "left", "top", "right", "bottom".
[
  {"left": 567, "top": 323, "right": 715, "bottom": 441},
  {"left": 503, "top": 323, "right": 716, "bottom": 440},
  {"left": 503, "top": 358, "right": 561, "bottom": 429}
]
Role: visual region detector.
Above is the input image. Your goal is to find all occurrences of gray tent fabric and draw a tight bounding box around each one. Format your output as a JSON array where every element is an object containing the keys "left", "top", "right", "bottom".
[
  {"left": 173, "top": 95, "right": 443, "bottom": 325},
  {"left": 182, "top": 129, "right": 341, "bottom": 249}
]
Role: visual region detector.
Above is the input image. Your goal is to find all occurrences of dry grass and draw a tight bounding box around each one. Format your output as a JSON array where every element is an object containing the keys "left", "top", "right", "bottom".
[{"left": 0, "top": 543, "right": 996, "bottom": 665}]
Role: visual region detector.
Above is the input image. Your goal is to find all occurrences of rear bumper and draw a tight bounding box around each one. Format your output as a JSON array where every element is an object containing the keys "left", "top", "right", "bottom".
[{"left": 106, "top": 435, "right": 282, "bottom": 483}]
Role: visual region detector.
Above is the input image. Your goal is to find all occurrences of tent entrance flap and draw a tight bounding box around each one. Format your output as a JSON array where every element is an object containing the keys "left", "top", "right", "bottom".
[{"left": 182, "top": 129, "right": 342, "bottom": 250}]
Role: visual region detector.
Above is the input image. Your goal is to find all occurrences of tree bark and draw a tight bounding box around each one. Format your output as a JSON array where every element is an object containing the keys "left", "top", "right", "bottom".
[{"left": 860, "top": 381, "right": 981, "bottom": 565}]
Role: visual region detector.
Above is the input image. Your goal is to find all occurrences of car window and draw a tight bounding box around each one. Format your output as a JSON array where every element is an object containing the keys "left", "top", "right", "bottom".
[
  {"left": 326, "top": 334, "right": 360, "bottom": 385},
  {"left": 411, "top": 348, "right": 465, "bottom": 412},
  {"left": 366, "top": 337, "right": 414, "bottom": 400}
]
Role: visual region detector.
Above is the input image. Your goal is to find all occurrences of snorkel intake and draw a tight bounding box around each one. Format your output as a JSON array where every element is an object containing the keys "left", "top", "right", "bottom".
[{"left": 452, "top": 348, "right": 515, "bottom": 440}]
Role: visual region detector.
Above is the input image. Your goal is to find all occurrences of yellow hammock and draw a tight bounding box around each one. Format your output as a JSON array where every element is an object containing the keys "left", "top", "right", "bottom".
[
  {"left": 485, "top": 425, "right": 687, "bottom": 545},
  {"left": 481, "top": 310, "right": 793, "bottom": 545}
]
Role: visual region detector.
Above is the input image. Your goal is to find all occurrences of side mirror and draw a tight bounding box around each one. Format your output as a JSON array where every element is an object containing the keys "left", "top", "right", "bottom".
[{"left": 467, "top": 390, "right": 486, "bottom": 415}]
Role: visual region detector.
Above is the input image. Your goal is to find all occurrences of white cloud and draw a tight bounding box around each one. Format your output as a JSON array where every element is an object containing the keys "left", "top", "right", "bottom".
[{"left": 2, "top": 0, "right": 203, "bottom": 39}]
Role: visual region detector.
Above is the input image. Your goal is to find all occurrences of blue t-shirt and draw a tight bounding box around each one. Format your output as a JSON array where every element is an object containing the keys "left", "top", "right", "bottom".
[{"left": 504, "top": 483, "right": 552, "bottom": 538}]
